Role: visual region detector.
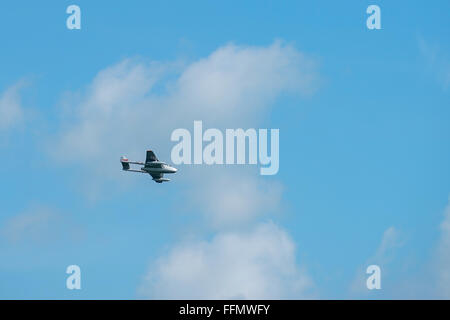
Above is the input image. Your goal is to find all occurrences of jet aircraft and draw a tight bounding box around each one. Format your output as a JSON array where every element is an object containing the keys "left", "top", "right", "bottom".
[{"left": 120, "top": 150, "right": 177, "bottom": 183}]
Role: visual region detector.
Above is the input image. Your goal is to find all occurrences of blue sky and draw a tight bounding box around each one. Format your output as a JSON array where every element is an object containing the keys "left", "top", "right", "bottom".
[{"left": 0, "top": 1, "right": 449, "bottom": 299}]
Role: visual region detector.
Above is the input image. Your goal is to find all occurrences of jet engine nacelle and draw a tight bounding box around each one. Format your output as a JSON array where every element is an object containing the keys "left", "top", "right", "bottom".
[{"left": 153, "top": 178, "right": 170, "bottom": 183}]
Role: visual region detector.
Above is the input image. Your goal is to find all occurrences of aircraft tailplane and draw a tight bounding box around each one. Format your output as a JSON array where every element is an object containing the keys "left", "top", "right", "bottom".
[{"left": 120, "top": 156, "right": 130, "bottom": 170}]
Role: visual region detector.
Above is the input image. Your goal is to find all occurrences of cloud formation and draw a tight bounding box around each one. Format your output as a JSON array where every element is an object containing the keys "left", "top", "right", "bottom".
[
  {"left": 0, "top": 81, "right": 26, "bottom": 132},
  {"left": 52, "top": 41, "right": 318, "bottom": 177},
  {"left": 349, "top": 226, "right": 403, "bottom": 296},
  {"left": 0, "top": 206, "right": 82, "bottom": 245},
  {"left": 189, "top": 171, "right": 283, "bottom": 228},
  {"left": 51, "top": 41, "right": 319, "bottom": 298},
  {"left": 418, "top": 37, "right": 450, "bottom": 90},
  {"left": 139, "top": 222, "right": 313, "bottom": 299},
  {"left": 51, "top": 41, "right": 319, "bottom": 223}
]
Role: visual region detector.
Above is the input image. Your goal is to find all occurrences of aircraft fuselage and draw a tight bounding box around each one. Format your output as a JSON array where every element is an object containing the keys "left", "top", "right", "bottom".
[{"left": 142, "top": 164, "right": 177, "bottom": 174}]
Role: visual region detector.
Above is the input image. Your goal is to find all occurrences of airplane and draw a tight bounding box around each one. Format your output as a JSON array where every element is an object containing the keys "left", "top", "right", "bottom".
[{"left": 120, "top": 150, "right": 177, "bottom": 183}]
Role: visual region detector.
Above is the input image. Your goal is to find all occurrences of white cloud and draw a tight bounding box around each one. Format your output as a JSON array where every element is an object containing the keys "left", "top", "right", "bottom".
[
  {"left": 189, "top": 171, "right": 283, "bottom": 228},
  {"left": 372, "top": 227, "right": 403, "bottom": 263},
  {"left": 51, "top": 41, "right": 319, "bottom": 179},
  {"left": 138, "top": 221, "right": 313, "bottom": 299},
  {"left": 174, "top": 41, "right": 318, "bottom": 122},
  {"left": 349, "top": 226, "right": 403, "bottom": 296},
  {"left": 418, "top": 37, "right": 450, "bottom": 90},
  {"left": 347, "top": 196, "right": 450, "bottom": 299},
  {"left": 0, "top": 206, "right": 83, "bottom": 245},
  {"left": 0, "top": 81, "right": 26, "bottom": 132}
]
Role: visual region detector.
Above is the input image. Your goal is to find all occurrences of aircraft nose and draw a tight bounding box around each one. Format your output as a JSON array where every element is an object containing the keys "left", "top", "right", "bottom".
[{"left": 172, "top": 167, "right": 178, "bottom": 173}]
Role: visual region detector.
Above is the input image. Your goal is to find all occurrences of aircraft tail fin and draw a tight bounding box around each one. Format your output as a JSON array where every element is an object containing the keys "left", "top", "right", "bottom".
[{"left": 146, "top": 150, "right": 158, "bottom": 163}]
